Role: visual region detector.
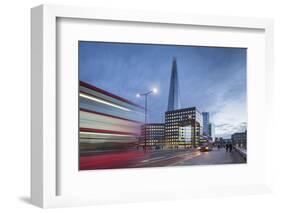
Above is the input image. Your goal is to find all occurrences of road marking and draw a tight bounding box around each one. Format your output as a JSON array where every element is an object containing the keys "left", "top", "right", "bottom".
[
  {"left": 169, "top": 152, "right": 202, "bottom": 166},
  {"left": 136, "top": 151, "right": 200, "bottom": 167},
  {"left": 141, "top": 156, "right": 166, "bottom": 163}
]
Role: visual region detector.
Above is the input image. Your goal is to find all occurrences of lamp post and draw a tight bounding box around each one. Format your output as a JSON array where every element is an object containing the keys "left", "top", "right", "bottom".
[{"left": 137, "top": 88, "right": 158, "bottom": 151}]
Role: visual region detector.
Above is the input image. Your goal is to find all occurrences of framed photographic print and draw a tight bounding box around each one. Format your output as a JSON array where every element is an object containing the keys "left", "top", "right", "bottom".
[
  {"left": 78, "top": 42, "right": 247, "bottom": 171},
  {"left": 31, "top": 4, "right": 274, "bottom": 208}
]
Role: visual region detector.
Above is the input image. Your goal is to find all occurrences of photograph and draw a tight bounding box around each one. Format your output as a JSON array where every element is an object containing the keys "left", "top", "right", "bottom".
[{"left": 79, "top": 41, "right": 247, "bottom": 170}]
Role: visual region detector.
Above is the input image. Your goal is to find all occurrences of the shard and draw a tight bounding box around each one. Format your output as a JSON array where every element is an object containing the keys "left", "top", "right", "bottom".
[{"left": 167, "top": 58, "right": 181, "bottom": 111}]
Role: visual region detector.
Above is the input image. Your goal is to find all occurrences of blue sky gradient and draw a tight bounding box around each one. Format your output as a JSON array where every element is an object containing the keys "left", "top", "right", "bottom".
[{"left": 79, "top": 41, "right": 247, "bottom": 138}]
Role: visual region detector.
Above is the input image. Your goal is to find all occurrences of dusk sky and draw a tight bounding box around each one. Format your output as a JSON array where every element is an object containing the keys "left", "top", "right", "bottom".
[{"left": 79, "top": 41, "right": 247, "bottom": 138}]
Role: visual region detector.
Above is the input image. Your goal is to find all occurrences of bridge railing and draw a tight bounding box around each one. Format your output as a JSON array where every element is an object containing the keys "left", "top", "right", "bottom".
[{"left": 234, "top": 146, "right": 247, "bottom": 160}]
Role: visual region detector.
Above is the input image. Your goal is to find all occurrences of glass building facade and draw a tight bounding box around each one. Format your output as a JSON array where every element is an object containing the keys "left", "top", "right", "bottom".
[
  {"left": 202, "top": 112, "right": 210, "bottom": 136},
  {"left": 140, "top": 123, "right": 165, "bottom": 148},
  {"left": 179, "top": 126, "right": 192, "bottom": 143},
  {"left": 167, "top": 58, "right": 181, "bottom": 111},
  {"left": 208, "top": 123, "right": 215, "bottom": 141},
  {"left": 165, "top": 107, "right": 203, "bottom": 148}
]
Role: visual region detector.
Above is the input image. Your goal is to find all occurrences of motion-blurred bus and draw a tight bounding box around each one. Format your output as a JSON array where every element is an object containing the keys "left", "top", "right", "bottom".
[{"left": 79, "top": 81, "right": 144, "bottom": 153}]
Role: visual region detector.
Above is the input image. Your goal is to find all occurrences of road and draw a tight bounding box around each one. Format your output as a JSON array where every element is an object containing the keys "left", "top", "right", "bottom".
[{"left": 80, "top": 148, "right": 246, "bottom": 170}]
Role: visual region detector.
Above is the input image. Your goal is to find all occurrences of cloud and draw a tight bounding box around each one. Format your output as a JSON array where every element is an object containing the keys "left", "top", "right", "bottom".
[{"left": 79, "top": 42, "right": 247, "bottom": 138}]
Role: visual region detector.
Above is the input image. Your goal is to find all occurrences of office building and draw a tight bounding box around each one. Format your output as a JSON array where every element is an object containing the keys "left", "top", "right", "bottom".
[
  {"left": 202, "top": 112, "right": 210, "bottom": 136},
  {"left": 208, "top": 123, "right": 215, "bottom": 141},
  {"left": 140, "top": 123, "right": 165, "bottom": 148},
  {"left": 231, "top": 130, "right": 247, "bottom": 148},
  {"left": 167, "top": 58, "right": 181, "bottom": 111},
  {"left": 165, "top": 107, "right": 203, "bottom": 148}
]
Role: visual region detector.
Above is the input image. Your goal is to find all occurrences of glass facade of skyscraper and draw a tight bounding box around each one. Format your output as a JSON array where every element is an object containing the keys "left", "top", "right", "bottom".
[
  {"left": 208, "top": 123, "right": 215, "bottom": 141},
  {"left": 202, "top": 112, "right": 210, "bottom": 136}
]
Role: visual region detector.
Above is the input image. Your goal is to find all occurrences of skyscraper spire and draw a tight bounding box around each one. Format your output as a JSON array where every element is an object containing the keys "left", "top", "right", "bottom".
[{"left": 167, "top": 57, "right": 181, "bottom": 111}]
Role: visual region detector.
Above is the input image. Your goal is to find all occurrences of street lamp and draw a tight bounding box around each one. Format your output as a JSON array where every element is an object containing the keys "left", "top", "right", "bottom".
[
  {"left": 136, "top": 88, "right": 158, "bottom": 151},
  {"left": 152, "top": 88, "right": 158, "bottom": 94}
]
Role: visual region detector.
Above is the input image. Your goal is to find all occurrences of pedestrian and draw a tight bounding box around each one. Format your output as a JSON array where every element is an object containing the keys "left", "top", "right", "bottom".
[
  {"left": 229, "top": 143, "right": 233, "bottom": 152},
  {"left": 225, "top": 144, "right": 229, "bottom": 152}
]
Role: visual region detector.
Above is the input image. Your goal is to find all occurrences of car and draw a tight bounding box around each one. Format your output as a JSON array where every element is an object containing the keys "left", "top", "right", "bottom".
[{"left": 198, "top": 143, "right": 213, "bottom": 152}]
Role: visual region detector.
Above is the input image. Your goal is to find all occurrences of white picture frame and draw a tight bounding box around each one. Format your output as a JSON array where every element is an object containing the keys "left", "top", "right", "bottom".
[{"left": 31, "top": 4, "right": 274, "bottom": 208}]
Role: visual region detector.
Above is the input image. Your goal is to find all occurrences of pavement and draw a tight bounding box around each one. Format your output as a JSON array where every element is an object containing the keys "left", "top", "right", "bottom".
[{"left": 80, "top": 148, "right": 246, "bottom": 170}]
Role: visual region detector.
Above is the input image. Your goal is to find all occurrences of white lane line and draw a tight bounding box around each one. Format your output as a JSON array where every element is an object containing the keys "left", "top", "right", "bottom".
[
  {"left": 141, "top": 156, "right": 165, "bottom": 163},
  {"left": 170, "top": 152, "right": 202, "bottom": 166},
  {"left": 138, "top": 154, "right": 186, "bottom": 166},
  {"left": 135, "top": 151, "right": 202, "bottom": 167}
]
